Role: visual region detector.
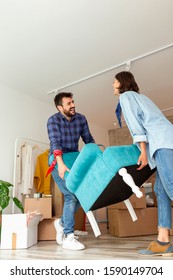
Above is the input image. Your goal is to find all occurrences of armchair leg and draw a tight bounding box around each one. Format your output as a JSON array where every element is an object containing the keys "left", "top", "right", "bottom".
[
  {"left": 123, "top": 199, "right": 138, "bottom": 221},
  {"left": 118, "top": 167, "right": 143, "bottom": 198},
  {"left": 86, "top": 210, "right": 101, "bottom": 237}
]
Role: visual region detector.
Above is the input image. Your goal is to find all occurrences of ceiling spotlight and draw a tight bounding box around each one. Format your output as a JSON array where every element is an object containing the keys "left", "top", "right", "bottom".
[{"left": 125, "top": 61, "right": 131, "bottom": 71}]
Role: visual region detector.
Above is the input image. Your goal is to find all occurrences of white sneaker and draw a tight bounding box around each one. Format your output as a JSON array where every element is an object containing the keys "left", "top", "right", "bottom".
[
  {"left": 62, "top": 233, "right": 85, "bottom": 250},
  {"left": 54, "top": 218, "right": 64, "bottom": 245}
]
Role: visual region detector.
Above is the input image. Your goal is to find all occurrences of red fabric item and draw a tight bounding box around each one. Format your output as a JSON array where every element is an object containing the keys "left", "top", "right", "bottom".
[
  {"left": 45, "top": 150, "right": 63, "bottom": 177},
  {"left": 53, "top": 150, "right": 63, "bottom": 157}
]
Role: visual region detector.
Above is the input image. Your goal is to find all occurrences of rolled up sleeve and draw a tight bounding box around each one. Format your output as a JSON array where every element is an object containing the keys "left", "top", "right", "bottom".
[{"left": 120, "top": 92, "right": 148, "bottom": 144}]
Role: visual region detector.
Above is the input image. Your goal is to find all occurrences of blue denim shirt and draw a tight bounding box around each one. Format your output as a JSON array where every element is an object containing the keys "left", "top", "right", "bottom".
[
  {"left": 47, "top": 112, "right": 95, "bottom": 154},
  {"left": 120, "top": 91, "right": 173, "bottom": 169}
]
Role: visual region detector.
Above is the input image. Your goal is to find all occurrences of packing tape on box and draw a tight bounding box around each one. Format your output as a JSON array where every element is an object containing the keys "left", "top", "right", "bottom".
[{"left": 12, "top": 232, "right": 17, "bottom": 249}]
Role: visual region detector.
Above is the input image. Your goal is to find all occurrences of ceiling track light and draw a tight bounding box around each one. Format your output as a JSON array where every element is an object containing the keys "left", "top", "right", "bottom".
[{"left": 47, "top": 43, "right": 173, "bottom": 95}]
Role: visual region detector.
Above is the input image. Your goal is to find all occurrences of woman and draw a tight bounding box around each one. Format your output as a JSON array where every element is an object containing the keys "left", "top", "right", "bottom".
[{"left": 113, "top": 71, "right": 173, "bottom": 256}]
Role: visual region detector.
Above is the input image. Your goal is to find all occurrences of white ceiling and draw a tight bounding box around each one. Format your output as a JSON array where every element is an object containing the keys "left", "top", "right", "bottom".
[{"left": 0, "top": 0, "right": 173, "bottom": 130}]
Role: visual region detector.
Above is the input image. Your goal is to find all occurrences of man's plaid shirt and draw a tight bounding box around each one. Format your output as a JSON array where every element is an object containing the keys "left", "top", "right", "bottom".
[{"left": 47, "top": 112, "right": 95, "bottom": 154}]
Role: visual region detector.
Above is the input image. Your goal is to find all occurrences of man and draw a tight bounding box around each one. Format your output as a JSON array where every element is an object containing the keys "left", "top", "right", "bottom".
[{"left": 47, "top": 92, "right": 95, "bottom": 250}]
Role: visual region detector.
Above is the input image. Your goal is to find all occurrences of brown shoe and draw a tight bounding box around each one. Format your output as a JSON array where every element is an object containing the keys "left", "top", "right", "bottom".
[{"left": 138, "top": 241, "right": 173, "bottom": 256}]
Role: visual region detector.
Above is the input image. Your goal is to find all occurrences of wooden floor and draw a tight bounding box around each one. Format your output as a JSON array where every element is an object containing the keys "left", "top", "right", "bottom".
[{"left": 1, "top": 223, "right": 173, "bottom": 260}]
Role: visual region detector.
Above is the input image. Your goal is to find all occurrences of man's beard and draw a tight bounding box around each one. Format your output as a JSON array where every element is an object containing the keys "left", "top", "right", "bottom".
[{"left": 63, "top": 108, "right": 76, "bottom": 117}]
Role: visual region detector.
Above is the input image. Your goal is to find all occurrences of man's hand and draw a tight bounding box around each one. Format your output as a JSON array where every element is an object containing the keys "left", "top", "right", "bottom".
[
  {"left": 55, "top": 155, "right": 70, "bottom": 179},
  {"left": 58, "top": 163, "right": 70, "bottom": 180}
]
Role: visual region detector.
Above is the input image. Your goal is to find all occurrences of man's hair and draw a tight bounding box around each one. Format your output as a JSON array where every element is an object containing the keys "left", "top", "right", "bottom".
[
  {"left": 54, "top": 92, "right": 73, "bottom": 107},
  {"left": 115, "top": 71, "right": 139, "bottom": 93}
]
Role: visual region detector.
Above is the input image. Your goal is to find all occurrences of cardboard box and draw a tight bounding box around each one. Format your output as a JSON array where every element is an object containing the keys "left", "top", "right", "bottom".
[
  {"left": 108, "top": 187, "right": 146, "bottom": 210},
  {"left": 108, "top": 207, "right": 158, "bottom": 237},
  {"left": 145, "top": 174, "right": 157, "bottom": 206},
  {"left": 74, "top": 207, "right": 86, "bottom": 231},
  {"left": 38, "top": 216, "right": 57, "bottom": 241},
  {"left": 38, "top": 207, "right": 86, "bottom": 240},
  {"left": 51, "top": 181, "right": 63, "bottom": 217},
  {"left": 24, "top": 197, "right": 52, "bottom": 219},
  {"left": 1, "top": 213, "right": 42, "bottom": 249}
]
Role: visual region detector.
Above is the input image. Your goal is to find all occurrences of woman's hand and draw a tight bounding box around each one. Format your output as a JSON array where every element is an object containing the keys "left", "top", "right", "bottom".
[
  {"left": 137, "top": 142, "right": 148, "bottom": 170},
  {"left": 137, "top": 153, "right": 148, "bottom": 170}
]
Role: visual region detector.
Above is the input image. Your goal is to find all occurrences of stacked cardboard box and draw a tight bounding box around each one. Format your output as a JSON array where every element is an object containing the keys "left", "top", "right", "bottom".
[
  {"left": 38, "top": 207, "right": 85, "bottom": 241},
  {"left": 108, "top": 207, "right": 159, "bottom": 237},
  {"left": 25, "top": 197, "right": 52, "bottom": 219},
  {"left": 108, "top": 181, "right": 173, "bottom": 237},
  {"left": 24, "top": 195, "right": 85, "bottom": 241},
  {"left": 108, "top": 187, "right": 160, "bottom": 237},
  {"left": 24, "top": 197, "right": 54, "bottom": 241}
]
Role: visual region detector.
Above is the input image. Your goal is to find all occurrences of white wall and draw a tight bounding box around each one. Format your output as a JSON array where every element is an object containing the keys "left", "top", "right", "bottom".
[
  {"left": 0, "top": 83, "right": 109, "bottom": 185},
  {"left": 79, "top": 122, "right": 109, "bottom": 151},
  {"left": 0, "top": 84, "right": 54, "bottom": 183}
]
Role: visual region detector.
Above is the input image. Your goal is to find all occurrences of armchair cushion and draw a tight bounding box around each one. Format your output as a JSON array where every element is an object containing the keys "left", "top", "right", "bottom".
[{"left": 103, "top": 144, "right": 140, "bottom": 173}]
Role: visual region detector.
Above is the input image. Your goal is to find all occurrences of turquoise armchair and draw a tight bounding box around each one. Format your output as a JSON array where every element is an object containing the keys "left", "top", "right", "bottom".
[
  {"left": 50, "top": 143, "right": 156, "bottom": 236},
  {"left": 65, "top": 143, "right": 156, "bottom": 236}
]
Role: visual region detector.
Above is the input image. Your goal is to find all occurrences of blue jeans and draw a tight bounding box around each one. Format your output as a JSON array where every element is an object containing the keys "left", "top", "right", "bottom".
[
  {"left": 51, "top": 165, "right": 81, "bottom": 235},
  {"left": 153, "top": 149, "right": 173, "bottom": 229}
]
